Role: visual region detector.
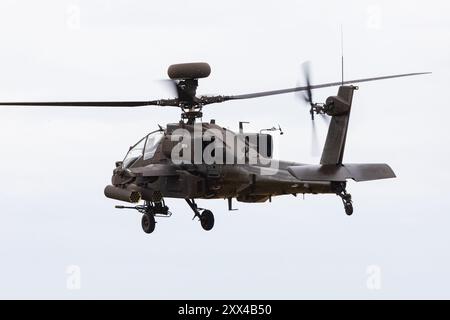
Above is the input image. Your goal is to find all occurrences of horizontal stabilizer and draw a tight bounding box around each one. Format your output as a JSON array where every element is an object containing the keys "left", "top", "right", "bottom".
[{"left": 287, "top": 163, "right": 396, "bottom": 182}]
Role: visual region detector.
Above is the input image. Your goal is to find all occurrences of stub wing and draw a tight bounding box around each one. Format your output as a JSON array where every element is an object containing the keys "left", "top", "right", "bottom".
[{"left": 287, "top": 163, "right": 396, "bottom": 182}]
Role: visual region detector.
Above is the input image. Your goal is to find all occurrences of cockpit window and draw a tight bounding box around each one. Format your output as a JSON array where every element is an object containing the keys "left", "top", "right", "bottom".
[
  {"left": 122, "top": 130, "right": 165, "bottom": 169},
  {"left": 123, "top": 137, "right": 146, "bottom": 169},
  {"left": 144, "top": 131, "right": 164, "bottom": 160}
]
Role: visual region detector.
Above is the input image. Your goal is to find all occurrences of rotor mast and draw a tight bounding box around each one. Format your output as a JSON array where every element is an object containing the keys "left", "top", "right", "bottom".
[{"left": 167, "top": 63, "right": 210, "bottom": 124}]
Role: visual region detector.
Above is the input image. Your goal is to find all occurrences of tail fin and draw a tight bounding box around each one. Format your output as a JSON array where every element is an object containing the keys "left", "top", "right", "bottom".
[
  {"left": 320, "top": 85, "right": 355, "bottom": 165},
  {"left": 288, "top": 85, "right": 396, "bottom": 183}
]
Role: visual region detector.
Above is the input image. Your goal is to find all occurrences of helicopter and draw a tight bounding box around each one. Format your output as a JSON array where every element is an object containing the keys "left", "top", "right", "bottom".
[{"left": 0, "top": 62, "right": 430, "bottom": 234}]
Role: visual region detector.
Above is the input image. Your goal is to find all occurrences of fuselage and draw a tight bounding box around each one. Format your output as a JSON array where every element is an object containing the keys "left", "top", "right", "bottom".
[{"left": 107, "top": 122, "right": 333, "bottom": 204}]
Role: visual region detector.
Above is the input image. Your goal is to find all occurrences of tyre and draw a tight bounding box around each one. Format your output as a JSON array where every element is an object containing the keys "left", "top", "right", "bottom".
[
  {"left": 345, "top": 203, "right": 353, "bottom": 216},
  {"left": 200, "top": 210, "right": 214, "bottom": 231},
  {"left": 141, "top": 214, "right": 156, "bottom": 234}
]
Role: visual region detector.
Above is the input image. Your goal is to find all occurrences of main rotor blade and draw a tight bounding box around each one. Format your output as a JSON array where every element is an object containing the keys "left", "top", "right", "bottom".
[
  {"left": 0, "top": 99, "right": 180, "bottom": 107},
  {"left": 223, "top": 72, "right": 431, "bottom": 101},
  {"left": 0, "top": 72, "right": 430, "bottom": 108},
  {"left": 158, "top": 79, "right": 179, "bottom": 98}
]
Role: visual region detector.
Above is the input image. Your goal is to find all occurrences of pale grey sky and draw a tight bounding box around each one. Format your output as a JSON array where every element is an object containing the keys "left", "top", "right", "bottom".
[{"left": 0, "top": 0, "right": 448, "bottom": 299}]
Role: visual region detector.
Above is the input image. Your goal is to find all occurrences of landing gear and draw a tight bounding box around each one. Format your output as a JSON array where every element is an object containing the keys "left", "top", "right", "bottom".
[
  {"left": 344, "top": 202, "right": 353, "bottom": 216},
  {"left": 332, "top": 182, "right": 354, "bottom": 216},
  {"left": 115, "top": 194, "right": 170, "bottom": 234},
  {"left": 200, "top": 210, "right": 215, "bottom": 231},
  {"left": 185, "top": 199, "right": 215, "bottom": 231},
  {"left": 141, "top": 213, "right": 156, "bottom": 234},
  {"left": 115, "top": 193, "right": 216, "bottom": 232}
]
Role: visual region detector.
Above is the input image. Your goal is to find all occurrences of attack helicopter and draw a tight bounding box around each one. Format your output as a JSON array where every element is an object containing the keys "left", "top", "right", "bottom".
[{"left": 0, "top": 62, "right": 429, "bottom": 234}]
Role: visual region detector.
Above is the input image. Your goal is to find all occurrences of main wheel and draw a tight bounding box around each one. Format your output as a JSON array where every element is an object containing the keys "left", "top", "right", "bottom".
[
  {"left": 345, "top": 203, "right": 354, "bottom": 216},
  {"left": 200, "top": 210, "right": 214, "bottom": 231},
  {"left": 141, "top": 214, "right": 156, "bottom": 234}
]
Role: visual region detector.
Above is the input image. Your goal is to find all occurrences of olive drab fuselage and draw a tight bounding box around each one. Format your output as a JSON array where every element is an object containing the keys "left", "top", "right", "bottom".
[{"left": 108, "top": 122, "right": 334, "bottom": 204}]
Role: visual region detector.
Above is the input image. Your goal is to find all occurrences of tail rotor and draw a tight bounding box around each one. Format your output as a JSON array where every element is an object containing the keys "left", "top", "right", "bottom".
[{"left": 299, "top": 61, "right": 328, "bottom": 156}]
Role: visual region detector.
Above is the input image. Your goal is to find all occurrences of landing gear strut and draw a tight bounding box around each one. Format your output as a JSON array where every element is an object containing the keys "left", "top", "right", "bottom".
[
  {"left": 185, "top": 199, "right": 215, "bottom": 231},
  {"left": 332, "top": 182, "right": 354, "bottom": 216},
  {"left": 116, "top": 196, "right": 171, "bottom": 234},
  {"left": 116, "top": 196, "right": 215, "bottom": 233}
]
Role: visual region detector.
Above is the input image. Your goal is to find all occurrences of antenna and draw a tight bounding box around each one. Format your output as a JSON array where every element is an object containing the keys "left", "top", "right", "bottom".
[{"left": 341, "top": 25, "right": 344, "bottom": 86}]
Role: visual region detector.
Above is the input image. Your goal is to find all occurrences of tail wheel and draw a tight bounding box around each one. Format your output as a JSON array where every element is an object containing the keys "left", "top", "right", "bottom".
[
  {"left": 200, "top": 210, "right": 214, "bottom": 231},
  {"left": 141, "top": 213, "right": 156, "bottom": 234},
  {"left": 345, "top": 203, "right": 354, "bottom": 216}
]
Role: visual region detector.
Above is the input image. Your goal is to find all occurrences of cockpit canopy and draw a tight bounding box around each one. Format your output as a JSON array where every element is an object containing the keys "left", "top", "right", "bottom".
[
  {"left": 121, "top": 124, "right": 274, "bottom": 168},
  {"left": 123, "top": 130, "right": 164, "bottom": 168}
]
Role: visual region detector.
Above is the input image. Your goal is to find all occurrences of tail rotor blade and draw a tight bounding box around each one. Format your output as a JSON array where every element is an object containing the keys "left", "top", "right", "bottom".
[
  {"left": 319, "top": 113, "right": 330, "bottom": 125},
  {"left": 301, "top": 61, "right": 313, "bottom": 105},
  {"left": 310, "top": 119, "right": 320, "bottom": 157}
]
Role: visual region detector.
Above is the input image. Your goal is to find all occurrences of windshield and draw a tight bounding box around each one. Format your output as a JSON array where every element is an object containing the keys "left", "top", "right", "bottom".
[
  {"left": 123, "top": 137, "right": 146, "bottom": 168},
  {"left": 144, "top": 131, "right": 164, "bottom": 160},
  {"left": 122, "top": 130, "right": 164, "bottom": 168}
]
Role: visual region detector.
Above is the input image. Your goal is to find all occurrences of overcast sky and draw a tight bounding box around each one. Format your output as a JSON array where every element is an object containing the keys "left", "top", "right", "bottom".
[{"left": 0, "top": 0, "right": 448, "bottom": 299}]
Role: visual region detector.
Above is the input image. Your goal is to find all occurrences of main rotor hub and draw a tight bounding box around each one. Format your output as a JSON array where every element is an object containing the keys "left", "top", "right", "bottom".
[{"left": 167, "top": 62, "right": 212, "bottom": 124}]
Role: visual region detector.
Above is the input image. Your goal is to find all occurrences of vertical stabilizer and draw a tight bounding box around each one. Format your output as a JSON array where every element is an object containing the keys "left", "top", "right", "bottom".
[{"left": 320, "top": 86, "right": 355, "bottom": 165}]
